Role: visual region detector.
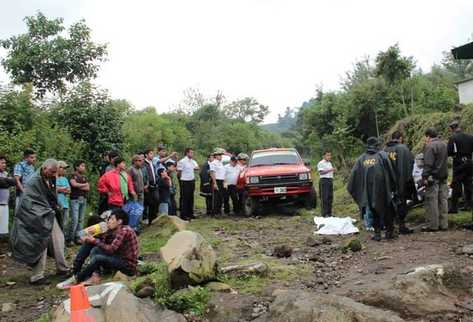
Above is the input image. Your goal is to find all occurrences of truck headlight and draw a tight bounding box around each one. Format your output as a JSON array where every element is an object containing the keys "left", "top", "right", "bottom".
[
  {"left": 299, "top": 172, "right": 310, "bottom": 180},
  {"left": 249, "top": 176, "right": 260, "bottom": 184}
]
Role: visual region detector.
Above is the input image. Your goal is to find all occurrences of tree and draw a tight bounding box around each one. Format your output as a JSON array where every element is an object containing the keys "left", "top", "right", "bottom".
[
  {"left": 223, "top": 97, "right": 269, "bottom": 123},
  {"left": 341, "top": 56, "right": 375, "bottom": 90},
  {"left": 375, "top": 44, "right": 414, "bottom": 85},
  {"left": 52, "top": 82, "right": 128, "bottom": 166},
  {"left": 1, "top": 12, "right": 107, "bottom": 97},
  {"left": 441, "top": 51, "right": 473, "bottom": 81},
  {"left": 0, "top": 84, "right": 34, "bottom": 132},
  {"left": 375, "top": 44, "right": 415, "bottom": 116}
]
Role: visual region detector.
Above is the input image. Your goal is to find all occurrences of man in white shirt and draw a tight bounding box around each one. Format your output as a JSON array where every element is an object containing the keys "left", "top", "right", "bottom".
[
  {"left": 209, "top": 148, "right": 226, "bottom": 216},
  {"left": 177, "top": 148, "right": 199, "bottom": 220},
  {"left": 224, "top": 156, "right": 241, "bottom": 215},
  {"left": 317, "top": 151, "right": 336, "bottom": 217}
]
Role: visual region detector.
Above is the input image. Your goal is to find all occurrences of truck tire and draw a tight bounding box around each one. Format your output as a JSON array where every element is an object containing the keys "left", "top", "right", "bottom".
[
  {"left": 242, "top": 193, "right": 258, "bottom": 216},
  {"left": 304, "top": 186, "right": 317, "bottom": 210}
]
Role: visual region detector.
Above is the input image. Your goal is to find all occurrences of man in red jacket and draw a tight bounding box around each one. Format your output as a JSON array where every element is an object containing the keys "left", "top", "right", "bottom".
[{"left": 98, "top": 157, "right": 136, "bottom": 209}]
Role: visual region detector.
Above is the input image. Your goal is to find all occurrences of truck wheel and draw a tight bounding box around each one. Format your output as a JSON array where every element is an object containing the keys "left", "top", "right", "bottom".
[
  {"left": 242, "top": 193, "right": 258, "bottom": 216},
  {"left": 304, "top": 187, "right": 317, "bottom": 209}
]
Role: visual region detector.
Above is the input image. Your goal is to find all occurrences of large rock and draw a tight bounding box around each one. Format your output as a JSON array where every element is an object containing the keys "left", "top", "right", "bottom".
[
  {"left": 160, "top": 230, "right": 217, "bottom": 288},
  {"left": 362, "top": 264, "right": 473, "bottom": 317},
  {"left": 154, "top": 215, "right": 188, "bottom": 232},
  {"left": 52, "top": 282, "right": 185, "bottom": 322},
  {"left": 207, "top": 293, "right": 259, "bottom": 322},
  {"left": 253, "top": 290, "right": 405, "bottom": 322}
]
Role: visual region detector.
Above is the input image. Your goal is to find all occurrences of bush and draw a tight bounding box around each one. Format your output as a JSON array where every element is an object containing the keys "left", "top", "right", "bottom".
[{"left": 165, "top": 286, "right": 210, "bottom": 317}]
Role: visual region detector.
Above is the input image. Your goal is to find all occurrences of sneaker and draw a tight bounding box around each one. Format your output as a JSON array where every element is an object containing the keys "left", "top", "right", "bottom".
[
  {"left": 82, "top": 273, "right": 101, "bottom": 286},
  {"left": 56, "top": 276, "right": 77, "bottom": 289},
  {"left": 30, "top": 277, "right": 51, "bottom": 286}
]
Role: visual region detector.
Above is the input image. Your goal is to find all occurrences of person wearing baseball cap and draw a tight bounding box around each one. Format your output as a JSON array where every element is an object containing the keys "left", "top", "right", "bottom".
[
  {"left": 447, "top": 120, "right": 473, "bottom": 213},
  {"left": 209, "top": 148, "right": 226, "bottom": 216},
  {"left": 56, "top": 161, "right": 71, "bottom": 230}
]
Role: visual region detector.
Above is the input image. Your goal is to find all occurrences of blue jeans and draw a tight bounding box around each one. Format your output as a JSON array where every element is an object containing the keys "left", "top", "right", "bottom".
[
  {"left": 69, "top": 197, "right": 87, "bottom": 242},
  {"left": 159, "top": 201, "right": 169, "bottom": 215},
  {"left": 76, "top": 247, "right": 132, "bottom": 282}
]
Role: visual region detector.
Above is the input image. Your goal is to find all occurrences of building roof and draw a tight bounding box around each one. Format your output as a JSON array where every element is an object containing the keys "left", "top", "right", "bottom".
[{"left": 452, "top": 41, "right": 473, "bottom": 59}]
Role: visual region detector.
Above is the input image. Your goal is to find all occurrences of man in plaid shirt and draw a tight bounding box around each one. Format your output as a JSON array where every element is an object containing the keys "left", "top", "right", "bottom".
[{"left": 58, "top": 208, "right": 139, "bottom": 287}]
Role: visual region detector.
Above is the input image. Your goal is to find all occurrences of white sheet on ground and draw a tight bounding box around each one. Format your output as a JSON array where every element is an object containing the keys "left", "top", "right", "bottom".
[{"left": 313, "top": 216, "right": 359, "bottom": 235}]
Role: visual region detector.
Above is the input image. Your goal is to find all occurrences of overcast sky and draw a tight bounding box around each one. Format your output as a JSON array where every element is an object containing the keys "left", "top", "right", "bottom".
[{"left": 1, "top": 0, "right": 473, "bottom": 123}]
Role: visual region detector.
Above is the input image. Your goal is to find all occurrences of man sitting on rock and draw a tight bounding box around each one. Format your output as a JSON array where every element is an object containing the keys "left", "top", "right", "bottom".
[{"left": 57, "top": 208, "right": 139, "bottom": 287}]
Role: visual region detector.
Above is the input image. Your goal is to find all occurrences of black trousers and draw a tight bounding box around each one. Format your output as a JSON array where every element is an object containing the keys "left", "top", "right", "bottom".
[
  {"left": 372, "top": 206, "right": 394, "bottom": 234},
  {"left": 451, "top": 165, "right": 473, "bottom": 211},
  {"left": 212, "top": 180, "right": 225, "bottom": 215},
  {"left": 180, "top": 180, "right": 195, "bottom": 218},
  {"left": 144, "top": 187, "right": 159, "bottom": 223},
  {"left": 224, "top": 185, "right": 239, "bottom": 214},
  {"left": 169, "top": 194, "right": 177, "bottom": 216},
  {"left": 319, "top": 178, "right": 333, "bottom": 217}
]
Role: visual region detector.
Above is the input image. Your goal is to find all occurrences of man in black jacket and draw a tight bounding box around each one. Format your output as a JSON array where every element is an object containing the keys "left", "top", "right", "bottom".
[
  {"left": 422, "top": 128, "right": 449, "bottom": 232},
  {"left": 447, "top": 121, "right": 473, "bottom": 213},
  {"left": 348, "top": 137, "right": 398, "bottom": 241},
  {"left": 385, "top": 131, "right": 415, "bottom": 234},
  {"left": 199, "top": 154, "right": 214, "bottom": 216}
]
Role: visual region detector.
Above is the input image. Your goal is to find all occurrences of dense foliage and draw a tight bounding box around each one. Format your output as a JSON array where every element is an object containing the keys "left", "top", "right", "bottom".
[{"left": 280, "top": 44, "right": 470, "bottom": 168}]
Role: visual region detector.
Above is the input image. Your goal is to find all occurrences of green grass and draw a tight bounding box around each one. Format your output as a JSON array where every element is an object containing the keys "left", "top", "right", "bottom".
[{"left": 406, "top": 206, "right": 473, "bottom": 227}]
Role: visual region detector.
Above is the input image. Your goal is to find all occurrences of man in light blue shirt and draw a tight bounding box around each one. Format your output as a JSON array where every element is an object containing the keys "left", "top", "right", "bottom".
[
  {"left": 153, "top": 145, "right": 176, "bottom": 171},
  {"left": 56, "top": 161, "right": 71, "bottom": 228},
  {"left": 14, "top": 148, "right": 36, "bottom": 208}
]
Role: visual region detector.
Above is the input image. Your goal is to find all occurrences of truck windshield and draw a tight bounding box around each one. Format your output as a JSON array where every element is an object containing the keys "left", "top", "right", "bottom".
[{"left": 250, "top": 151, "right": 300, "bottom": 167}]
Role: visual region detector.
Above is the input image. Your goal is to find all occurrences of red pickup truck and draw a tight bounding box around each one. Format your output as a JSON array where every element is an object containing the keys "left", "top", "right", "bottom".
[{"left": 238, "top": 148, "right": 317, "bottom": 215}]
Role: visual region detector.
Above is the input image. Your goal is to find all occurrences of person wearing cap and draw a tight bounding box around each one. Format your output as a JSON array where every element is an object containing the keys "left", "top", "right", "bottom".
[
  {"left": 348, "top": 137, "right": 398, "bottom": 241},
  {"left": 177, "top": 148, "right": 199, "bottom": 220},
  {"left": 422, "top": 128, "right": 448, "bottom": 232},
  {"left": 236, "top": 153, "right": 249, "bottom": 215},
  {"left": 447, "top": 120, "right": 473, "bottom": 213},
  {"left": 224, "top": 156, "right": 241, "bottom": 215},
  {"left": 384, "top": 131, "right": 415, "bottom": 234},
  {"left": 56, "top": 161, "right": 71, "bottom": 230},
  {"left": 209, "top": 148, "right": 226, "bottom": 216}
]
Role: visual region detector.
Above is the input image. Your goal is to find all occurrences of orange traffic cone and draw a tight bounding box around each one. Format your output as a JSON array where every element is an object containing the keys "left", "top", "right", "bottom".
[{"left": 70, "top": 284, "right": 95, "bottom": 322}]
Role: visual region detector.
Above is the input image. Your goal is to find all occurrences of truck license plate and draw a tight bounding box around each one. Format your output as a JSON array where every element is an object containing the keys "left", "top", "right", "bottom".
[{"left": 274, "top": 187, "right": 287, "bottom": 194}]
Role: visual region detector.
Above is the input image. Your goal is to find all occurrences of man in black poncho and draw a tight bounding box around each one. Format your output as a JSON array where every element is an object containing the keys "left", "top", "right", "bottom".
[
  {"left": 385, "top": 131, "right": 415, "bottom": 234},
  {"left": 348, "top": 137, "right": 398, "bottom": 241},
  {"left": 10, "top": 159, "right": 69, "bottom": 285}
]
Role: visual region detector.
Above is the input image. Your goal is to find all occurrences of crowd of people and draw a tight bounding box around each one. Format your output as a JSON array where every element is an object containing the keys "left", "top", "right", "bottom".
[
  {"left": 0, "top": 145, "right": 250, "bottom": 286},
  {"left": 346, "top": 121, "right": 473, "bottom": 241},
  {"left": 1, "top": 120, "right": 471, "bottom": 286}
]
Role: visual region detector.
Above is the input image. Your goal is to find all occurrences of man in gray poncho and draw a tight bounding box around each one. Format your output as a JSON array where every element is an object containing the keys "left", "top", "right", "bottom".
[{"left": 10, "top": 159, "right": 69, "bottom": 285}]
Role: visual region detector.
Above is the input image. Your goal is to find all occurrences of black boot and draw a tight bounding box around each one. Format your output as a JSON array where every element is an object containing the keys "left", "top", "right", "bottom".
[
  {"left": 385, "top": 230, "right": 397, "bottom": 240},
  {"left": 399, "top": 222, "right": 413, "bottom": 235},
  {"left": 372, "top": 230, "right": 382, "bottom": 242}
]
